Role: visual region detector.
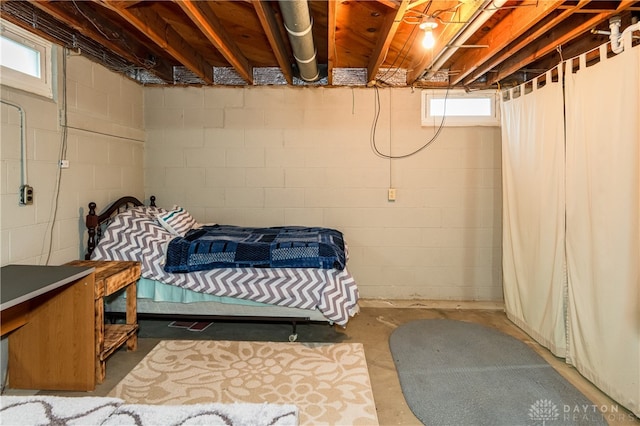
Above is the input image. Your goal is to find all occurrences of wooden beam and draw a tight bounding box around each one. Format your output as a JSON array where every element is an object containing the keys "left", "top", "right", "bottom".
[
  {"left": 177, "top": 0, "right": 253, "bottom": 84},
  {"left": 461, "top": 0, "right": 590, "bottom": 86},
  {"left": 30, "top": 1, "right": 174, "bottom": 83},
  {"left": 406, "top": 0, "right": 485, "bottom": 85},
  {"left": 97, "top": 0, "right": 214, "bottom": 84},
  {"left": 252, "top": 0, "right": 293, "bottom": 85},
  {"left": 486, "top": 12, "right": 610, "bottom": 85},
  {"left": 448, "top": 1, "right": 564, "bottom": 86},
  {"left": 614, "top": 0, "right": 640, "bottom": 13},
  {"left": 558, "top": 0, "right": 640, "bottom": 13},
  {"left": 375, "top": 0, "right": 403, "bottom": 10},
  {"left": 367, "top": 0, "right": 410, "bottom": 84},
  {"left": 465, "top": 0, "right": 637, "bottom": 85},
  {"left": 407, "top": 0, "right": 431, "bottom": 11},
  {"left": 521, "top": 30, "right": 608, "bottom": 80},
  {"left": 327, "top": 0, "right": 338, "bottom": 85},
  {"left": 121, "top": 1, "right": 145, "bottom": 7}
]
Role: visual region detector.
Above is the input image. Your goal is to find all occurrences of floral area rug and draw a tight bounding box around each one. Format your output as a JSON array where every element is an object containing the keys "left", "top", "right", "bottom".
[{"left": 108, "top": 340, "right": 378, "bottom": 425}]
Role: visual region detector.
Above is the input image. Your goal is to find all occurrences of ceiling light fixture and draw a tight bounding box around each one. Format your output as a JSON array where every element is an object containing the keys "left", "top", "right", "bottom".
[{"left": 420, "top": 18, "right": 438, "bottom": 49}]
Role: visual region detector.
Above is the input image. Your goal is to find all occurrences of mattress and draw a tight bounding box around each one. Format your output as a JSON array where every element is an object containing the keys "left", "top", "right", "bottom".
[{"left": 105, "top": 278, "right": 329, "bottom": 322}]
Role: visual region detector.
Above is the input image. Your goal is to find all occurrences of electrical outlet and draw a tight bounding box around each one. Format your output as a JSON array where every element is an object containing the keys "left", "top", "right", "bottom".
[
  {"left": 20, "top": 185, "right": 34, "bottom": 205},
  {"left": 388, "top": 188, "right": 396, "bottom": 202}
]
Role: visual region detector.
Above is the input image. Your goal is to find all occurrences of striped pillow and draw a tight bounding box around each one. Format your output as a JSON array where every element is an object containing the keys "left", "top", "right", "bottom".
[{"left": 156, "top": 205, "right": 197, "bottom": 237}]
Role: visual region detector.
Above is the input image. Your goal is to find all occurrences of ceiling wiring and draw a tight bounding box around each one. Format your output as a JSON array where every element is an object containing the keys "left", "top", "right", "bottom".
[
  {"left": 374, "top": 23, "right": 419, "bottom": 84},
  {"left": 71, "top": 0, "right": 113, "bottom": 41},
  {"left": 483, "top": 1, "right": 540, "bottom": 11},
  {"left": 1, "top": 1, "right": 160, "bottom": 84},
  {"left": 374, "top": 3, "right": 432, "bottom": 85},
  {"left": 403, "top": 2, "right": 464, "bottom": 26},
  {"left": 376, "top": 1, "right": 469, "bottom": 85},
  {"left": 71, "top": 0, "right": 157, "bottom": 70}
]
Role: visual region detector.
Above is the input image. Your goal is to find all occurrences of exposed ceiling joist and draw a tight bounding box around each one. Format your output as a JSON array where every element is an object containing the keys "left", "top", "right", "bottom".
[
  {"left": 252, "top": 0, "right": 293, "bottom": 84},
  {"left": 31, "top": 0, "right": 174, "bottom": 82},
  {"left": 486, "top": 1, "right": 637, "bottom": 86},
  {"left": 367, "top": 0, "right": 410, "bottom": 84},
  {"left": 461, "top": 0, "right": 592, "bottom": 86},
  {"left": 449, "top": 0, "right": 564, "bottom": 86},
  {"left": 97, "top": 0, "right": 215, "bottom": 84},
  {"left": 327, "top": 0, "right": 338, "bottom": 85},
  {"left": 177, "top": 0, "right": 253, "bottom": 84},
  {"left": 2, "top": 0, "right": 638, "bottom": 89}
]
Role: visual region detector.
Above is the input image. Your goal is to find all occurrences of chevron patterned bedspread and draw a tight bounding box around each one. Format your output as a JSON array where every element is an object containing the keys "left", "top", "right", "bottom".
[
  {"left": 164, "top": 225, "right": 346, "bottom": 273},
  {"left": 90, "top": 206, "right": 359, "bottom": 326}
]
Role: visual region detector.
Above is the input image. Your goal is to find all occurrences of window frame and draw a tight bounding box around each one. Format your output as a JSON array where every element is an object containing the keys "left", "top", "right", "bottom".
[
  {"left": 421, "top": 89, "right": 500, "bottom": 127},
  {"left": 1, "top": 19, "right": 55, "bottom": 99}
]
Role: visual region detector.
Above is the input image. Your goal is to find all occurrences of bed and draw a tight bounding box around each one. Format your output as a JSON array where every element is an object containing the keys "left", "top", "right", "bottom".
[{"left": 85, "top": 196, "right": 360, "bottom": 340}]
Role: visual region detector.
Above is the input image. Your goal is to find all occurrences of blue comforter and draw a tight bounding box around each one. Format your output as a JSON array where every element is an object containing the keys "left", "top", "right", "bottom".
[{"left": 164, "top": 225, "right": 346, "bottom": 273}]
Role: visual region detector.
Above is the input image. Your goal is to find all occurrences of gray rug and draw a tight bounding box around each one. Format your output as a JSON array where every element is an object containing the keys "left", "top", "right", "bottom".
[{"left": 389, "top": 319, "right": 607, "bottom": 426}]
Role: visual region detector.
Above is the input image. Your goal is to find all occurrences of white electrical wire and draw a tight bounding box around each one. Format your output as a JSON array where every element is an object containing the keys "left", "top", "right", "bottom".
[
  {"left": 42, "top": 48, "right": 69, "bottom": 265},
  {"left": 370, "top": 86, "right": 449, "bottom": 160}
]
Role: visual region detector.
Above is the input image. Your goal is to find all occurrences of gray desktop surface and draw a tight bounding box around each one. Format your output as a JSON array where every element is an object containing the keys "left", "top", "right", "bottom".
[{"left": 0, "top": 265, "right": 95, "bottom": 310}]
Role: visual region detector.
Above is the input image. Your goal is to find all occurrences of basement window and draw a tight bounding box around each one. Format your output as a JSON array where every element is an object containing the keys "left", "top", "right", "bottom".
[
  {"left": 1, "top": 20, "right": 54, "bottom": 99},
  {"left": 421, "top": 89, "right": 500, "bottom": 127}
]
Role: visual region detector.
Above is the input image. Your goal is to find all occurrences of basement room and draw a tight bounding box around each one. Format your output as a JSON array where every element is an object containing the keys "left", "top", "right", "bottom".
[{"left": 1, "top": 1, "right": 638, "bottom": 425}]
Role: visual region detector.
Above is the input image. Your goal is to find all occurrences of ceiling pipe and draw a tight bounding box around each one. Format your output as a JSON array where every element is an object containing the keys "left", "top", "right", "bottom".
[
  {"left": 613, "top": 20, "right": 640, "bottom": 54},
  {"left": 609, "top": 15, "right": 623, "bottom": 53},
  {"left": 599, "top": 17, "right": 640, "bottom": 54},
  {"left": 592, "top": 17, "right": 640, "bottom": 49},
  {"left": 421, "top": 0, "right": 508, "bottom": 81},
  {"left": 278, "top": 0, "right": 319, "bottom": 82}
]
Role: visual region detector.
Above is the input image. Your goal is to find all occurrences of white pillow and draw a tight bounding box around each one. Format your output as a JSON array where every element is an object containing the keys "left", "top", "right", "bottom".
[{"left": 156, "top": 205, "right": 197, "bottom": 237}]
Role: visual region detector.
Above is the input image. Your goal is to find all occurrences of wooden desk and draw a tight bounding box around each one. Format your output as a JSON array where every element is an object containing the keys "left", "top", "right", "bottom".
[
  {"left": 65, "top": 260, "right": 140, "bottom": 383},
  {"left": 1, "top": 265, "right": 96, "bottom": 391}
]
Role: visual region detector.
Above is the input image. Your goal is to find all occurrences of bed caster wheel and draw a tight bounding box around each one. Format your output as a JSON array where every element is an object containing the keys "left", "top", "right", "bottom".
[{"left": 289, "top": 334, "right": 298, "bottom": 342}]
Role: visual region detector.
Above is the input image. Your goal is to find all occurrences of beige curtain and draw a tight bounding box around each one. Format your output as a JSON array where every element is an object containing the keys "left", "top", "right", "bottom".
[
  {"left": 500, "top": 68, "right": 568, "bottom": 357},
  {"left": 565, "top": 35, "right": 640, "bottom": 417},
  {"left": 501, "top": 33, "right": 639, "bottom": 416}
]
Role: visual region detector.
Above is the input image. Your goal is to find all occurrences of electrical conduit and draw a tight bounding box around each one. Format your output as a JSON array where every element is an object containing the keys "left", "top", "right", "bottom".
[{"left": 1, "top": 99, "right": 28, "bottom": 193}]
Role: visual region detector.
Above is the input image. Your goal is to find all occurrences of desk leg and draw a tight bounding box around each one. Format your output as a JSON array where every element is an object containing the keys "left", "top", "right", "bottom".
[
  {"left": 126, "top": 281, "right": 137, "bottom": 351},
  {"left": 95, "top": 297, "right": 106, "bottom": 384}
]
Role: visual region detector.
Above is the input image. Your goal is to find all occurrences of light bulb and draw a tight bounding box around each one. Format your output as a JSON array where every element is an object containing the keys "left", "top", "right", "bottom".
[{"left": 422, "top": 27, "right": 435, "bottom": 49}]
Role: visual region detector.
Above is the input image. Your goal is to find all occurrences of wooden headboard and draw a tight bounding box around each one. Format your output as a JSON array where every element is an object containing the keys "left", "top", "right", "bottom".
[{"left": 85, "top": 195, "right": 156, "bottom": 260}]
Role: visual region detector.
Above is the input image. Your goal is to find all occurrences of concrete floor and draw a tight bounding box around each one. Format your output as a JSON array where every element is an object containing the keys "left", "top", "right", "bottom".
[{"left": 6, "top": 305, "right": 639, "bottom": 425}]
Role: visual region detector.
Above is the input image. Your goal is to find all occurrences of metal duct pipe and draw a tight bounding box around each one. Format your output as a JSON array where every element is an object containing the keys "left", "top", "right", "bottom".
[
  {"left": 422, "top": 0, "right": 508, "bottom": 80},
  {"left": 278, "top": 0, "right": 319, "bottom": 82}
]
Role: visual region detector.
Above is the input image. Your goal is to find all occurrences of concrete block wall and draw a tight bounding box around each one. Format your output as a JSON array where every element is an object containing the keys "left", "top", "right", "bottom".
[
  {"left": 0, "top": 53, "right": 144, "bottom": 266},
  {"left": 144, "top": 86, "right": 503, "bottom": 300}
]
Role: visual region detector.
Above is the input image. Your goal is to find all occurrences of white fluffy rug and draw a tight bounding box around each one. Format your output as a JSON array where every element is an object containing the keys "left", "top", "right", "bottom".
[{"left": 0, "top": 395, "right": 298, "bottom": 425}]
